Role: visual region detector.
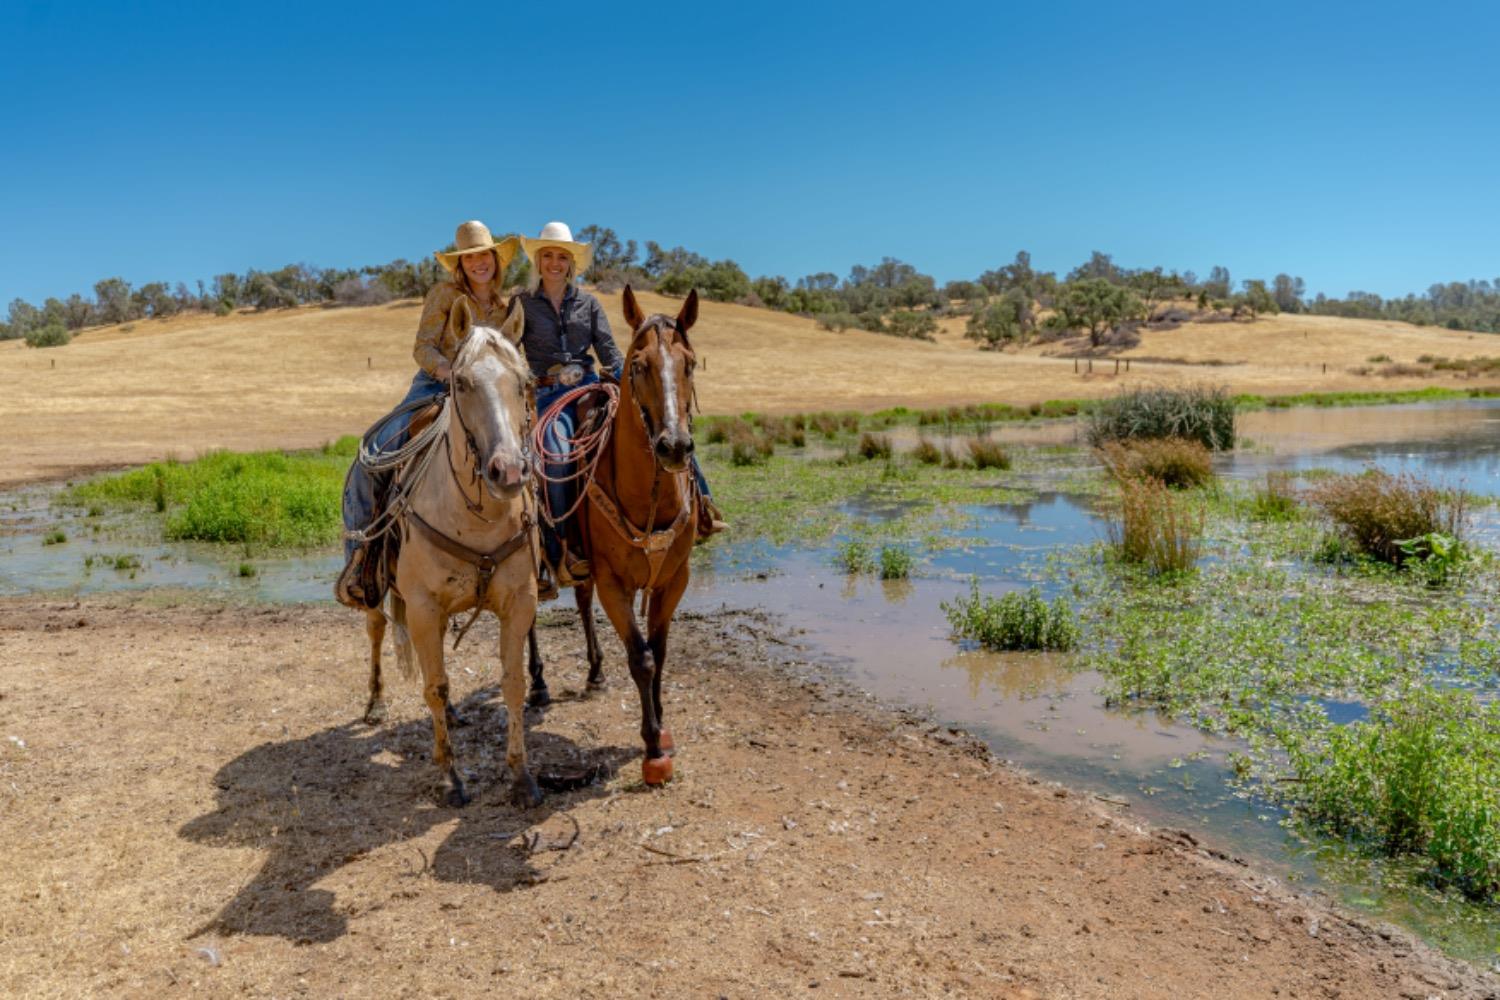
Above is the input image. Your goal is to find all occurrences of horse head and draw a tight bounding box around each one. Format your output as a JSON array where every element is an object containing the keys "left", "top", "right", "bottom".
[
  {"left": 621, "top": 285, "right": 698, "bottom": 473},
  {"left": 447, "top": 297, "right": 533, "bottom": 500}
]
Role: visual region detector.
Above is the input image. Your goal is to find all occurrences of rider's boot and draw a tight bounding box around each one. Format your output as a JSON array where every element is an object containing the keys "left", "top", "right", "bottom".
[{"left": 696, "top": 496, "right": 729, "bottom": 542}]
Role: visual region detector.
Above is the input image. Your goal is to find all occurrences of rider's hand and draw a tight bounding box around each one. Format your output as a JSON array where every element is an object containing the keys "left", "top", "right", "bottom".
[{"left": 435, "top": 361, "right": 453, "bottom": 382}]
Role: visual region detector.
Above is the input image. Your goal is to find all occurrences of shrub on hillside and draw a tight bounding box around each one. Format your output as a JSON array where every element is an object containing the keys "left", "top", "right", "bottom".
[
  {"left": 24, "top": 321, "right": 70, "bottom": 348},
  {"left": 884, "top": 310, "right": 938, "bottom": 341},
  {"left": 1086, "top": 385, "right": 1235, "bottom": 451}
]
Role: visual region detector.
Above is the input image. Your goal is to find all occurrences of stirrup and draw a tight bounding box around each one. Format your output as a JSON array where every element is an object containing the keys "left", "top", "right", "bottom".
[
  {"left": 536, "top": 566, "right": 559, "bottom": 602},
  {"left": 696, "top": 499, "right": 729, "bottom": 542}
]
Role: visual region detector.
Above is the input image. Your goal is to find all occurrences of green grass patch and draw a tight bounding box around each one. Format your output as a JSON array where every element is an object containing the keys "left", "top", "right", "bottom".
[
  {"left": 66, "top": 437, "right": 358, "bottom": 547},
  {"left": 42, "top": 530, "right": 66, "bottom": 545}
]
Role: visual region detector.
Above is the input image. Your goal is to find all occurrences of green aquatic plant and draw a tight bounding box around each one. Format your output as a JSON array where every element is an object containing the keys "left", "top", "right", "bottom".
[
  {"left": 1086, "top": 385, "right": 1235, "bottom": 451},
  {"left": 877, "top": 545, "right": 913, "bottom": 580},
  {"left": 942, "top": 581, "right": 1077, "bottom": 652},
  {"left": 1308, "top": 470, "right": 1467, "bottom": 568}
]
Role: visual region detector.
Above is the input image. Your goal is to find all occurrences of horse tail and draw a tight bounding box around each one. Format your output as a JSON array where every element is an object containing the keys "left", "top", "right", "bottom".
[{"left": 389, "top": 593, "right": 418, "bottom": 683}]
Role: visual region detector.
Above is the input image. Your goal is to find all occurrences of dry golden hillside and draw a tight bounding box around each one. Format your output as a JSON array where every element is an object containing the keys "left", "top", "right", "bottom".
[{"left": 2, "top": 290, "right": 1497, "bottom": 484}]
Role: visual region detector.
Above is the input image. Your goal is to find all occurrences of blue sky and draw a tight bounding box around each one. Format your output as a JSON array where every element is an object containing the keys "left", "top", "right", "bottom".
[{"left": 2, "top": 0, "right": 1497, "bottom": 308}]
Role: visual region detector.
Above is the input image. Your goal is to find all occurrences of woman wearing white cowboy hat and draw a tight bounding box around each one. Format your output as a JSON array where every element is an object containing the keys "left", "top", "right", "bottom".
[
  {"left": 518, "top": 221, "right": 725, "bottom": 596},
  {"left": 336, "top": 220, "right": 521, "bottom": 609}
]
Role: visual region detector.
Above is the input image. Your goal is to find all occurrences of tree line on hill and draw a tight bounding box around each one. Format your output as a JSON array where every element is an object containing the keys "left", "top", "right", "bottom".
[{"left": 6, "top": 225, "right": 1500, "bottom": 349}]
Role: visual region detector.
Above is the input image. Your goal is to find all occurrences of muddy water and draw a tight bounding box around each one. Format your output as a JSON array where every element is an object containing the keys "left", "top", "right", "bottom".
[{"left": 6, "top": 399, "right": 1500, "bottom": 962}]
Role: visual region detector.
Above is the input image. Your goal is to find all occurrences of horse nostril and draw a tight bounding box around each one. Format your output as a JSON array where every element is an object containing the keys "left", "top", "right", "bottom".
[{"left": 685, "top": 438, "right": 695, "bottom": 454}]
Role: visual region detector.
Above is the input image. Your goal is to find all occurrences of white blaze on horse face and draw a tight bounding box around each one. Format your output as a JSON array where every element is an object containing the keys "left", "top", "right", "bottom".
[{"left": 658, "top": 336, "right": 681, "bottom": 434}]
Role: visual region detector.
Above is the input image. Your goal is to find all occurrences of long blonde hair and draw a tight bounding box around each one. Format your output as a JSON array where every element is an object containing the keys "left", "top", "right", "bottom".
[{"left": 452, "top": 249, "right": 508, "bottom": 312}]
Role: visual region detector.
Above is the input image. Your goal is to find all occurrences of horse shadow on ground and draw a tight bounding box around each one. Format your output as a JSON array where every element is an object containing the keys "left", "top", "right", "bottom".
[{"left": 179, "top": 687, "right": 634, "bottom": 944}]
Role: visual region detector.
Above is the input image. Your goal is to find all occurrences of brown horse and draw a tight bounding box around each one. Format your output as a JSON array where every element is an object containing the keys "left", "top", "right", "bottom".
[
  {"left": 528, "top": 286, "right": 699, "bottom": 785},
  {"left": 361, "top": 297, "right": 542, "bottom": 808}
]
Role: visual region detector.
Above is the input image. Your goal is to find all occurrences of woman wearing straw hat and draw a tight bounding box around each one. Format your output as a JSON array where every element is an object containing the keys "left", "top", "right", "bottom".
[
  {"left": 519, "top": 221, "right": 725, "bottom": 597},
  {"left": 335, "top": 220, "right": 521, "bottom": 609}
]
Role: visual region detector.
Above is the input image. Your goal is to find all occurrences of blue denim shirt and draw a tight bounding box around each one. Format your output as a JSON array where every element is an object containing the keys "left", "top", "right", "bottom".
[{"left": 518, "top": 285, "right": 624, "bottom": 380}]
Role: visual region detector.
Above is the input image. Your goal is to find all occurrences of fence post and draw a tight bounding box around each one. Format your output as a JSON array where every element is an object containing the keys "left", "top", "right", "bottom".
[
  {"left": 1073, "top": 358, "right": 1078, "bottom": 373},
  {"left": 1114, "top": 359, "right": 1120, "bottom": 375},
  {"left": 1322, "top": 363, "right": 1326, "bottom": 374},
  {"left": 367, "top": 356, "right": 371, "bottom": 369},
  {"left": 1088, "top": 359, "right": 1093, "bottom": 373},
  {"left": 1126, "top": 359, "right": 1131, "bottom": 372}
]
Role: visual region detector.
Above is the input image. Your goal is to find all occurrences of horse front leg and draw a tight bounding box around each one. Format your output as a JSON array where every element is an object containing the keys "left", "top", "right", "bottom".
[
  {"left": 363, "top": 607, "right": 388, "bottom": 724},
  {"left": 526, "top": 626, "right": 550, "bottom": 708},
  {"left": 407, "top": 597, "right": 469, "bottom": 807},
  {"left": 575, "top": 579, "right": 606, "bottom": 690},
  {"left": 645, "top": 567, "right": 690, "bottom": 756},
  {"left": 501, "top": 591, "right": 542, "bottom": 808},
  {"left": 592, "top": 569, "right": 670, "bottom": 785}
]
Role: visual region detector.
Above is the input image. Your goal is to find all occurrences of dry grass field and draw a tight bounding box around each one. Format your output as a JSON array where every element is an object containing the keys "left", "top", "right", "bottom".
[{"left": 2, "top": 290, "right": 1497, "bottom": 485}]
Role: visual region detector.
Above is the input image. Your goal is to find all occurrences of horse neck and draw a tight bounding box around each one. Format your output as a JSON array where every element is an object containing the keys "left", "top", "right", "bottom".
[{"left": 606, "top": 375, "right": 686, "bottom": 523}]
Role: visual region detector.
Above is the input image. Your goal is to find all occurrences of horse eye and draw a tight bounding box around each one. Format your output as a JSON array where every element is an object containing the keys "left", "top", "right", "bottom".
[{"left": 454, "top": 375, "right": 472, "bottom": 392}]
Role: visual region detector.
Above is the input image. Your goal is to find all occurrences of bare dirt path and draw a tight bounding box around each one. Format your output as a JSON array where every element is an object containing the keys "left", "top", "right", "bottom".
[{"left": 1, "top": 596, "right": 1493, "bottom": 998}]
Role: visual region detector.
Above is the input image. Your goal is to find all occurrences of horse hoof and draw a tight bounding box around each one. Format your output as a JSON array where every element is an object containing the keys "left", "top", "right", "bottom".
[
  {"left": 446, "top": 785, "right": 471, "bottom": 808},
  {"left": 527, "top": 687, "right": 551, "bottom": 709},
  {"left": 642, "top": 755, "right": 673, "bottom": 786},
  {"left": 586, "top": 676, "right": 607, "bottom": 694},
  {"left": 362, "top": 701, "right": 387, "bottom": 725},
  {"left": 511, "top": 772, "right": 543, "bottom": 809},
  {"left": 658, "top": 728, "right": 675, "bottom": 754}
]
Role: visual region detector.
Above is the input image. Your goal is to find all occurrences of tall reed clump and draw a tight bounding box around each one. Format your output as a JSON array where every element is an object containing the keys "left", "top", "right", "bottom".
[
  {"left": 941, "top": 581, "right": 1077, "bottom": 652},
  {"left": 912, "top": 438, "right": 943, "bottom": 465},
  {"left": 858, "top": 432, "right": 892, "bottom": 460},
  {"left": 967, "top": 437, "right": 1011, "bottom": 470},
  {"left": 1284, "top": 688, "right": 1500, "bottom": 900},
  {"left": 1086, "top": 385, "right": 1235, "bottom": 451},
  {"left": 728, "top": 421, "right": 775, "bottom": 467},
  {"left": 1097, "top": 437, "right": 1213, "bottom": 488},
  {"left": 1109, "top": 476, "right": 1203, "bottom": 575},
  {"left": 1307, "top": 470, "right": 1467, "bottom": 569}
]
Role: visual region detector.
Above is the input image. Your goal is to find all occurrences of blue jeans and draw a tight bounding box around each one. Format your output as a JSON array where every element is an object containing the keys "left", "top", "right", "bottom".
[
  {"left": 342, "top": 370, "right": 446, "bottom": 560},
  {"left": 536, "top": 375, "right": 598, "bottom": 568}
]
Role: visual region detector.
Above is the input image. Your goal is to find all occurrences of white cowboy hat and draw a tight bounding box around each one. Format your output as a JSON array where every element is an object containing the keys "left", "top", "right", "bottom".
[
  {"left": 522, "top": 221, "right": 593, "bottom": 276},
  {"left": 434, "top": 220, "right": 521, "bottom": 274}
]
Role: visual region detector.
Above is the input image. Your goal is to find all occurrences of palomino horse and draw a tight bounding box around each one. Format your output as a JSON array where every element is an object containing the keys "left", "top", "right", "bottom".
[
  {"left": 362, "top": 297, "right": 542, "bottom": 808},
  {"left": 529, "top": 286, "right": 699, "bottom": 786}
]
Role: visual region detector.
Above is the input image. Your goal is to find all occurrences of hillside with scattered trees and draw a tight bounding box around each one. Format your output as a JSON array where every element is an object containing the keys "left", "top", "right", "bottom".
[{"left": 5, "top": 225, "right": 1499, "bottom": 349}]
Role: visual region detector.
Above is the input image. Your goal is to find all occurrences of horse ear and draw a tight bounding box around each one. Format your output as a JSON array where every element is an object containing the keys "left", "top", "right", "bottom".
[
  {"left": 677, "top": 289, "right": 699, "bottom": 334},
  {"left": 500, "top": 297, "right": 525, "bottom": 345},
  {"left": 622, "top": 284, "right": 645, "bottom": 332},
  {"left": 448, "top": 295, "right": 475, "bottom": 343}
]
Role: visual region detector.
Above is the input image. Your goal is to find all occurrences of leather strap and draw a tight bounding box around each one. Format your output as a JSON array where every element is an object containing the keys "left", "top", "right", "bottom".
[
  {"left": 405, "top": 507, "right": 533, "bottom": 648},
  {"left": 584, "top": 473, "right": 692, "bottom": 597}
]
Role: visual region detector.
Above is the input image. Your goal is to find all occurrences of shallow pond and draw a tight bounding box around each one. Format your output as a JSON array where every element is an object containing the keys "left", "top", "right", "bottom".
[{"left": 6, "top": 399, "right": 1500, "bottom": 963}]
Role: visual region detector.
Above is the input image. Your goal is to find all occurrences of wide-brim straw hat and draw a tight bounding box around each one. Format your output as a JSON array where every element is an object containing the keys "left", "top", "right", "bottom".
[
  {"left": 434, "top": 220, "right": 520, "bottom": 274},
  {"left": 522, "top": 221, "right": 593, "bottom": 276}
]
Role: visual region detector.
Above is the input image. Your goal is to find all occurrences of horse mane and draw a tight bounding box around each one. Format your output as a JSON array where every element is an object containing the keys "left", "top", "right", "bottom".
[{"left": 454, "top": 325, "right": 532, "bottom": 383}]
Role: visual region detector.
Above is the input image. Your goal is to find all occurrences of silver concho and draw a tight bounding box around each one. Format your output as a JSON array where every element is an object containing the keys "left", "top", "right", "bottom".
[{"left": 558, "top": 363, "right": 585, "bottom": 387}]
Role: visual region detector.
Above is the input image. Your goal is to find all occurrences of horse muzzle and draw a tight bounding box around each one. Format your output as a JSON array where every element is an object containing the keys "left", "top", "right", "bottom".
[
  {"left": 484, "top": 454, "right": 530, "bottom": 498},
  {"left": 653, "top": 431, "right": 694, "bottom": 473}
]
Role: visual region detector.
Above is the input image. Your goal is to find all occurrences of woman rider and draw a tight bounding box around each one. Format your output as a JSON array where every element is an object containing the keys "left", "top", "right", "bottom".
[
  {"left": 519, "top": 221, "right": 725, "bottom": 598},
  {"left": 335, "top": 220, "right": 521, "bottom": 609}
]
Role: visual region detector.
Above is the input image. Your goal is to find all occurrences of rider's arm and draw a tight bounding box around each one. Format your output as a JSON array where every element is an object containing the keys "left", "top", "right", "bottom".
[
  {"left": 412, "top": 284, "right": 458, "bottom": 379},
  {"left": 589, "top": 296, "right": 625, "bottom": 380}
]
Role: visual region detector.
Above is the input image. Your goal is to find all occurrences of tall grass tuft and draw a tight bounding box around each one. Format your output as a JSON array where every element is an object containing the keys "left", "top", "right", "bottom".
[
  {"left": 1097, "top": 437, "right": 1213, "bottom": 488},
  {"left": 1249, "top": 471, "right": 1300, "bottom": 521},
  {"left": 912, "top": 438, "right": 943, "bottom": 465},
  {"left": 858, "top": 432, "right": 892, "bottom": 460},
  {"left": 877, "top": 545, "right": 913, "bottom": 580},
  {"left": 1109, "top": 476, "right": 1203, "bottom": 575},
  {"left": 1086, "top": 385, "right": 1235, "bottom": 451},
  {"left": 1307, "top": 469, "right": 1467, "bottom": 567},
  {"left": 941, "top": 581, "right": 1077, "bottom": 652},
  {"left": 1285, "top": 688, "right": 1500, "bottom": 900},
  {"left": 967, "top": 437, "right": 1011, "bottom": 470}
]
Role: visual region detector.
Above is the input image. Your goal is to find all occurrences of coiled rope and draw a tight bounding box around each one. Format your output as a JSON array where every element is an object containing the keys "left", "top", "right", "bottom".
[
  {"left": 531, "top": 383, "right": 620, "bottom": 527},
  {"left": 342, "top": 394, "right": 451, "bottom": 546}
]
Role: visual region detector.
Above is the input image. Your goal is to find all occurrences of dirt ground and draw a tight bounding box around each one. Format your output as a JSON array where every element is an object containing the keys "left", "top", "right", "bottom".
[
  {"left": 1, "top": 596, "right": 1494, "bottom": 999},
  {"left": 3, "top": 292, "right": 1497, "bottom": 486}
]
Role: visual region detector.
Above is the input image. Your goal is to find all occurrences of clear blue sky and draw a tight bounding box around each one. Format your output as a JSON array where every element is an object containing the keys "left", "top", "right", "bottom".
[{"left": 2, "top": 0, "right": 1496, "bottom": 308}]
